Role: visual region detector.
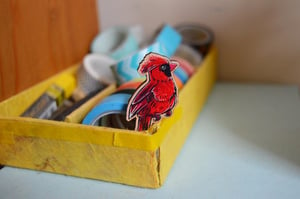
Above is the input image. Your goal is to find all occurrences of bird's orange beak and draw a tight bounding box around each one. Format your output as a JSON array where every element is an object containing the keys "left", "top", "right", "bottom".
[{"left": 170, "top": 61, "right": 178, "bottom": 71}]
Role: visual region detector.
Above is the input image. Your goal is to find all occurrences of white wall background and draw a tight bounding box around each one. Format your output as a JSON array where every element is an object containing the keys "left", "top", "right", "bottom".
[{"left": 97, "top": 0, "right": 300, "bottom": 84}]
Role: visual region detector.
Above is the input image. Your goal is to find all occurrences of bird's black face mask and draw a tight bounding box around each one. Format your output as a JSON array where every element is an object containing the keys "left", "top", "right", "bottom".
[{"left": 160, "top": 64, "right": 171, "bottom": 77}]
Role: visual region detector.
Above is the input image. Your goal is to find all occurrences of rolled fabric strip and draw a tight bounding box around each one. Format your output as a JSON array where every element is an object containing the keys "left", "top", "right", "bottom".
[
  {"left": 90, "top": 26, "right": 139, "bottom": 60},
  {"left": 73, "top": 54, "right": 116, "bottom": 101},
  {"left": 113, "top": 24, "right": 182, "bottom": 83},
  {"left": 83, "top": 54, "right": 116, "bottom": 85},
  {"left": 174, "top": 44, "right": 202, "bottom": 66},
  {"left": 111, "top": 114, "right": 126, "bottom": 129},
  {"left": 128, "top": 25, "right": 145, "bottom": 47},
  {"left": 155, "top": 24, "right": 182, "bottom": 56},
  {"left": 99, "top": 114, "right": 116, "bottom": 128},
  {"left": 113, "top": 89, "right": 136, "bottom": 95},
  {"left": 50, "top": 88, "right": 102, "bottom": 121},
  {"left": 174, "top": 66, "right": 189, "bottom": 84},
  {"left": 99, "top": 113, "right": 136, "bottom": 130},
  {"left": 174, "top": 75, "right": 183, "bottom": 90},
  {"left": 114, "top": 42, "right": 166, "bottom": 83},
  {"left": 175, "top": 24, "right": 214, "bottom": 56},
  {"left": 82, "top": 93, "right": 131, "bottom": 126},
  {"left": 172, "top": 56, "right": 195, "bottom": 77},
  {"left": 117, "top": 79, "right": 143, "bottom": 91},
  {"left": 114, "top": 113, "right": 136, "bottom": 130}
]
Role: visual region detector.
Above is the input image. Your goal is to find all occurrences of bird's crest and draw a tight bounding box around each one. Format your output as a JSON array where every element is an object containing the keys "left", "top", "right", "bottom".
[{"left": 138, "top": 52, "right": 170, "bottom": 74}]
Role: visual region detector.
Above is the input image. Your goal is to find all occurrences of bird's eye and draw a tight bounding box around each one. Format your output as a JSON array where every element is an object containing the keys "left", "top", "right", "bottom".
[{"left": 160, "top": 64, "right": 168, "bottom": 71}]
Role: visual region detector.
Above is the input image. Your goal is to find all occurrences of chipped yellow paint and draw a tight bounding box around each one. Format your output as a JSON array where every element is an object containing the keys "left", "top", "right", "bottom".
[{"left": 0, "top": 46, "right": 217, "bottom": 188}]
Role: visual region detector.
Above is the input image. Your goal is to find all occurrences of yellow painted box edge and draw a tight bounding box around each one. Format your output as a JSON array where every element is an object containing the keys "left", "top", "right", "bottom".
[{"left": 0, "top": 46, "right": 217, "bottom": 188}]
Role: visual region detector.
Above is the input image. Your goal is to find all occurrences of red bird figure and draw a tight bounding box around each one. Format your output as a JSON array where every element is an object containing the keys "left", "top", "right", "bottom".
[{"left": 126, "top": 52, "right": 179, "bottom": 131}]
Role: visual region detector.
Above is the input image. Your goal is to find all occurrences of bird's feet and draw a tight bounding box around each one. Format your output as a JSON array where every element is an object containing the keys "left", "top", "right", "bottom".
[
  {"left": 165, "top": 111, "right": 172, "bottom": 117},
  {"left": 153, "top": 115, "right": 161, "bottom": 121}
]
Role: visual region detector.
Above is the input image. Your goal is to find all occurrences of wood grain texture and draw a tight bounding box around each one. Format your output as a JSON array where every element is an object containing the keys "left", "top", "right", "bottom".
[{"left": 0, "top": 0, "right": 99, "bottom": 101}]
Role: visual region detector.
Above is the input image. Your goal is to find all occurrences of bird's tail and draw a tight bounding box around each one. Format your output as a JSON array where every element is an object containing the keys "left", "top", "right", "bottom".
[{"left": 136, "top": 116, "right": 152, "bottom": 131}]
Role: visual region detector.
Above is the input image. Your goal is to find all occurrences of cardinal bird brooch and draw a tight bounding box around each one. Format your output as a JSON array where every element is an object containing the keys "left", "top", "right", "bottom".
[{"left": 126, "top": 52, "right": 179, "bottom": 131}]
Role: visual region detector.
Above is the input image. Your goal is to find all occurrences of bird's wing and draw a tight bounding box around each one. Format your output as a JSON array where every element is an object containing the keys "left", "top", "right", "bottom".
[
  {"left": 132, "top": 82, "right": 155, "bottom": 104},
  {"left": 128, "top": 82, "right": 155, "bottom": 119}
]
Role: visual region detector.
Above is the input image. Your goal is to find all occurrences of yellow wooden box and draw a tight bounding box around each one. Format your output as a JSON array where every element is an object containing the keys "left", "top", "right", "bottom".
[{"left": 0, "top": 46, "right": 217, "bottom": 188}]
